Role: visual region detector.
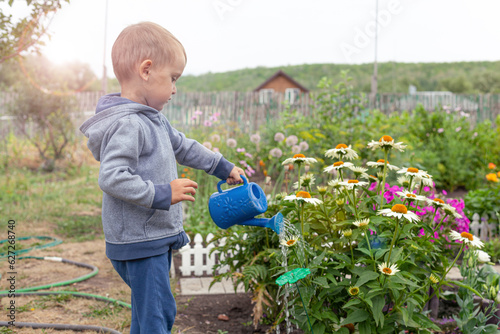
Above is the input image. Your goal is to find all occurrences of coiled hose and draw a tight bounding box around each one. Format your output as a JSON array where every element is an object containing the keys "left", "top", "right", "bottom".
[{"left": 0, "top": 236, "right": 131, "bottom": 333}]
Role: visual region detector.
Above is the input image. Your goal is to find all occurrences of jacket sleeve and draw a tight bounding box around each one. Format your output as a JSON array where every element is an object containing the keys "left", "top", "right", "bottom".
[
  {"left": 98, "top": 117, "right": 155, "bottom": 208},
  {"left": 164, "top": 118, "right": 234, "bottom": 180}
]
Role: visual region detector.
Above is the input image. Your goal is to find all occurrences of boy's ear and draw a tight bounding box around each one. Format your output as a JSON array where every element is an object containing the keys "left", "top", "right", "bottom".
[{"left": 139, "top": 59, "right": 153, "bottom": 81}]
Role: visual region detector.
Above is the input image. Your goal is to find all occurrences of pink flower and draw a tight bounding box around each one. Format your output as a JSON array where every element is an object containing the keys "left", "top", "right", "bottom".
[
  {"left": 204, "top": 120, "right": 212, "bottom": 127},
  {"left": 437, "top": 128, "right": 444, "bottom": 133},
  {"left": 245, "top": 152, "right": 253, "bottom": 158},
  {"left": 246, "top": 165, "right": 255, "bottom": 176},
  {"left": 274, "top": 132, "right": 285, "bottom": 142},
  {"left": 291, "top": 145, "right": 301, "bottom": 154},
  {"left": 237, "top": 148, "right": 246, "bottom": 153},
  {"left": 194, "top": 110, "right": 203, "bottom": 116}
]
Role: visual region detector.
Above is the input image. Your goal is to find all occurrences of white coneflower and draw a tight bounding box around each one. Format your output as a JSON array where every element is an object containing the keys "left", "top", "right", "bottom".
[
  {"left": 280, "top": 235, "right": 300, "bottom": 247},
  {"left": 325, "top": 144, "right": 359, "bottom": 160},
  {"left": 415, "top": 173, "right": 434, "bottom": 187},
  {"left": 328, "top": 179, "right": 342, "bottom": 189},
  {"left": 427, "top": 198, "right": 447, "bottom": 208},
  {"left": 324, "top": 161, "right": 354, "bottom": 173},
  {"left": 282, "top": 154, "right": 317, "bottom": 165},
  {"left": 339, "top": 179, "right": 369, "bottom": 189},
  {"left": 360, "top": 174, "right": 378, "bottom": 182},
  {"left": 366, "top": 159, "right": 400, "bottom": 170},
  {"left": 442, "top": 203, "right": 463, "bottom": 219},
  {"left": 377, "top": 204, "right": 420, "bottom": 223},
  {"left": 284, "top": 191, "right": 323, "bottom": 206},
  {"left": 348, "top": 165, "right": 369, "bottom": 176},
  {"left": 396, "top": 190, "right": 428, "bottom": 203},
  {"left": 397, "top": 167, "right": 427, "bottom": 178},
  {"left": 293, "top": 173, "right": 316, "bottom": 189},
  {"left": 397, "top": 175, "right": 411, "bottom": 188},
  {"left": 367, "top": 135, "right": 406, "bottom": 152},
  {"left": 352, "top": 219, "right": 370, "bottom": 229},
  {"left": 378, "top": 262, "right": 400, "bottom": 276},
  {"left": 449, "top": 230, "right": 484, "bottom": 248},
  {"left": 474, "top": 250, "right": 491, "bottom": 263}
]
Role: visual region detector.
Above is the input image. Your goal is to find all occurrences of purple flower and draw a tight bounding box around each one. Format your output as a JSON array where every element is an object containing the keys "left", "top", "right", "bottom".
[
  {"left": 285, "top": 135, "right": 298, "bottom": 147},
  {"left": 250, "top": 133, "right": 261, "bottom": 144},
  {"left": 274, "top": 132, "right": 285, "bottom": 142}
]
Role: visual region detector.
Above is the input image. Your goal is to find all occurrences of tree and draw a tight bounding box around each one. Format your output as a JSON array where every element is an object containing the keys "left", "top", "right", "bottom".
[{"left": 0, "top": 0, "right": 70, "bottom": 64}]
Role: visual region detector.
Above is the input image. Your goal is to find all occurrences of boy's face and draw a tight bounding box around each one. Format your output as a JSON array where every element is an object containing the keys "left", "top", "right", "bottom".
[{"left": 144, "top": 51, "right": 185, "bottom": 111}]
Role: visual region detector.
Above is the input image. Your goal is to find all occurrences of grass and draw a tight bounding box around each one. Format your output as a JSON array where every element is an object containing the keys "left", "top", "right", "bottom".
[{"left": 1, "top": 151, "right": 103, "bottom": 241}]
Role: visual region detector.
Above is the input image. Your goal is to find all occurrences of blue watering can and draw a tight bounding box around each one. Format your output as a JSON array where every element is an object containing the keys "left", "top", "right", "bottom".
[{"left": 208, "top": 176, "right": 283, "bottom": 234}]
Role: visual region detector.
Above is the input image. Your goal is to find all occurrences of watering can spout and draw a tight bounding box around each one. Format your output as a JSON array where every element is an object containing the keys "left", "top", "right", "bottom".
[{"left": 241, "top": 213, "right": 284, "bottom": 235}]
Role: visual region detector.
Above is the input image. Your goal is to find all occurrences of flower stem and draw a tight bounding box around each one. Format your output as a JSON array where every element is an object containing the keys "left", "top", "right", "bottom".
[
  {"left": 379, "top": 150, "right": 389, "bottom": 209},
  {"left": 432, "top": 213, "right": 449, "bottom": 234},
  {"left": 295, "top": 282, "right": 314, "bottom": 334},
  {"left": 364, "top": 233, "right": 377, "bottom": 271},
  {"left": 386, "top": 218, "right": 400, "bottom": 265},
  {"left": 426, "top": 243, "right": 465, "bottom": 303}
]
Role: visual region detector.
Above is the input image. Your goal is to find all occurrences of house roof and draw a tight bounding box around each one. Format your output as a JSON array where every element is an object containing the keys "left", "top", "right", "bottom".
[{"left": 253, "top": 70, "right": 309, "bottom": 93}]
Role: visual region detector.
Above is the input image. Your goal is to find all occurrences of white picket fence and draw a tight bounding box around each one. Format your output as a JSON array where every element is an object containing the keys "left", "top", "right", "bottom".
[
  {"left": 469, "top": 212, "right": 499, "bottom": 241},
  {"left": 174, "top": 212, "right": 499, "bottom": 278},
  {"left": 173, "top": 232, "right": 246, "bottom": 278}
]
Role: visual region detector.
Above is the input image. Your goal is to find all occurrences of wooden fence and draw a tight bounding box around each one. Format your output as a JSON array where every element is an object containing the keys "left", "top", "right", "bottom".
[{"left": 1, "top": 91, "right": 500, "bottom": 139}]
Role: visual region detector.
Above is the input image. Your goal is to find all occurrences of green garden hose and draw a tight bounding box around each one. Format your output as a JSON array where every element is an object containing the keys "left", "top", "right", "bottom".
[
  {"left": 0, "top": 236, "right": 62, "bottom": 258},
  {"left": 0, "top": 237, "right": 131, "bottom": 333},
  {"left": 0, "top": 256, "right": 99, "bottom": 293}
]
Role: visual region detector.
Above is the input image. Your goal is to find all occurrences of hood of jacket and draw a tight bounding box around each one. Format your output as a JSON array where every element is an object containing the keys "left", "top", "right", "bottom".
[{"left": 79, "top": 93, "right": 159, "bottom": 162}]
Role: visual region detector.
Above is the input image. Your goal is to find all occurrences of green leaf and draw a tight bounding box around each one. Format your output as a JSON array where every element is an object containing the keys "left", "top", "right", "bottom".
[
  {"left": 340, "top": 309, "right": 370, "bottom": 325},
  {"left": 358, "top": 320, "right": 372, "bottom": 334},
  {"left": 374, "top": 248, "right": 388, "bottom": 260},
  {"left": 312, "top": 321, "right": 326, "bottom": 334},
  {"left": 356, "top": 271, "right": 380, "bottom": 287},
  {"left": 372, "top": 295, "right": 385, "bottom": 328},
  {"left": 412, "top": 312, "right": 441, "bottom": 331},
  {"left": 450, "top": 280, "right": 484, "bottom": 298},
  {"left": 343, "top": 298, "right": 362, "bottom": 309},
  {"left": 312, "top": 276, "right": 330, "bottom": 289}
]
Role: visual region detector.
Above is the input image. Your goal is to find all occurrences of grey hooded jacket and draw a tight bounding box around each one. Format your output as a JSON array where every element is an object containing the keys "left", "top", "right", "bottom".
[{"left": 80, "top": 94, "right": 234, "bottom": 260}]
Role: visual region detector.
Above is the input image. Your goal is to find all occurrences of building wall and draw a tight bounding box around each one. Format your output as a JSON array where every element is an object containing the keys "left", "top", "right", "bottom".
[{"left": 258, "top": 75, "right": 306, "bottom": 93}]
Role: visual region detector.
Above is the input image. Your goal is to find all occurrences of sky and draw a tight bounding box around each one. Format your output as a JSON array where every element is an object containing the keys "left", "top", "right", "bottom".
[{"left": 5, "top": 0, "right": 500, "bottom": 78}]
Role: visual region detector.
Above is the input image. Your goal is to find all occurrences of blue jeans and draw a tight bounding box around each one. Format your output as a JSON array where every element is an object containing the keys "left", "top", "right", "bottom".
[{"left": 111, "top": 250, "right": 175, "bottom": 334}]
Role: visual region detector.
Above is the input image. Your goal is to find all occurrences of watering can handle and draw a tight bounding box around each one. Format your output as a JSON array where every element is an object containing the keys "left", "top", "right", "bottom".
[{"left": 217, "top": 175, "right": 248, "bottom": 193}]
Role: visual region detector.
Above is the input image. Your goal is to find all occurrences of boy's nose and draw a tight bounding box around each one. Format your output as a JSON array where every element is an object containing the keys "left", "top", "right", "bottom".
[{"left": 172, "top": 85, "right": 177, "bottom": 95}]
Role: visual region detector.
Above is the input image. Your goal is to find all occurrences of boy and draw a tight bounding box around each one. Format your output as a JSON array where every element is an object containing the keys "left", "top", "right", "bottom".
[{"left": 79, "top": 22, "right": 244, "bottom": 334}]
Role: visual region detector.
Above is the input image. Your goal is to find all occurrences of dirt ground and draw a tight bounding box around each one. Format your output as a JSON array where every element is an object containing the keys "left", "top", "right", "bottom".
[{"left": 0, "top": 237, "right": 290, "bottom": 334}]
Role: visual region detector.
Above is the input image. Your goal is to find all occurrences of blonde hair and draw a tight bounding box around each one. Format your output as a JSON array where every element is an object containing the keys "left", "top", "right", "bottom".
[{"left": 112, "top": 22, "right": 186, "bottom": 84}]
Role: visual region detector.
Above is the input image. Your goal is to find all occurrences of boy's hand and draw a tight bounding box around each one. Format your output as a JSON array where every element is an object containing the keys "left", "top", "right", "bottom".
[
  {"left": 226, "top": 167, "right": 245, "bottom": 185},
  {"left": 170, "top": 179, "right": 198, "bottom": 205}
]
